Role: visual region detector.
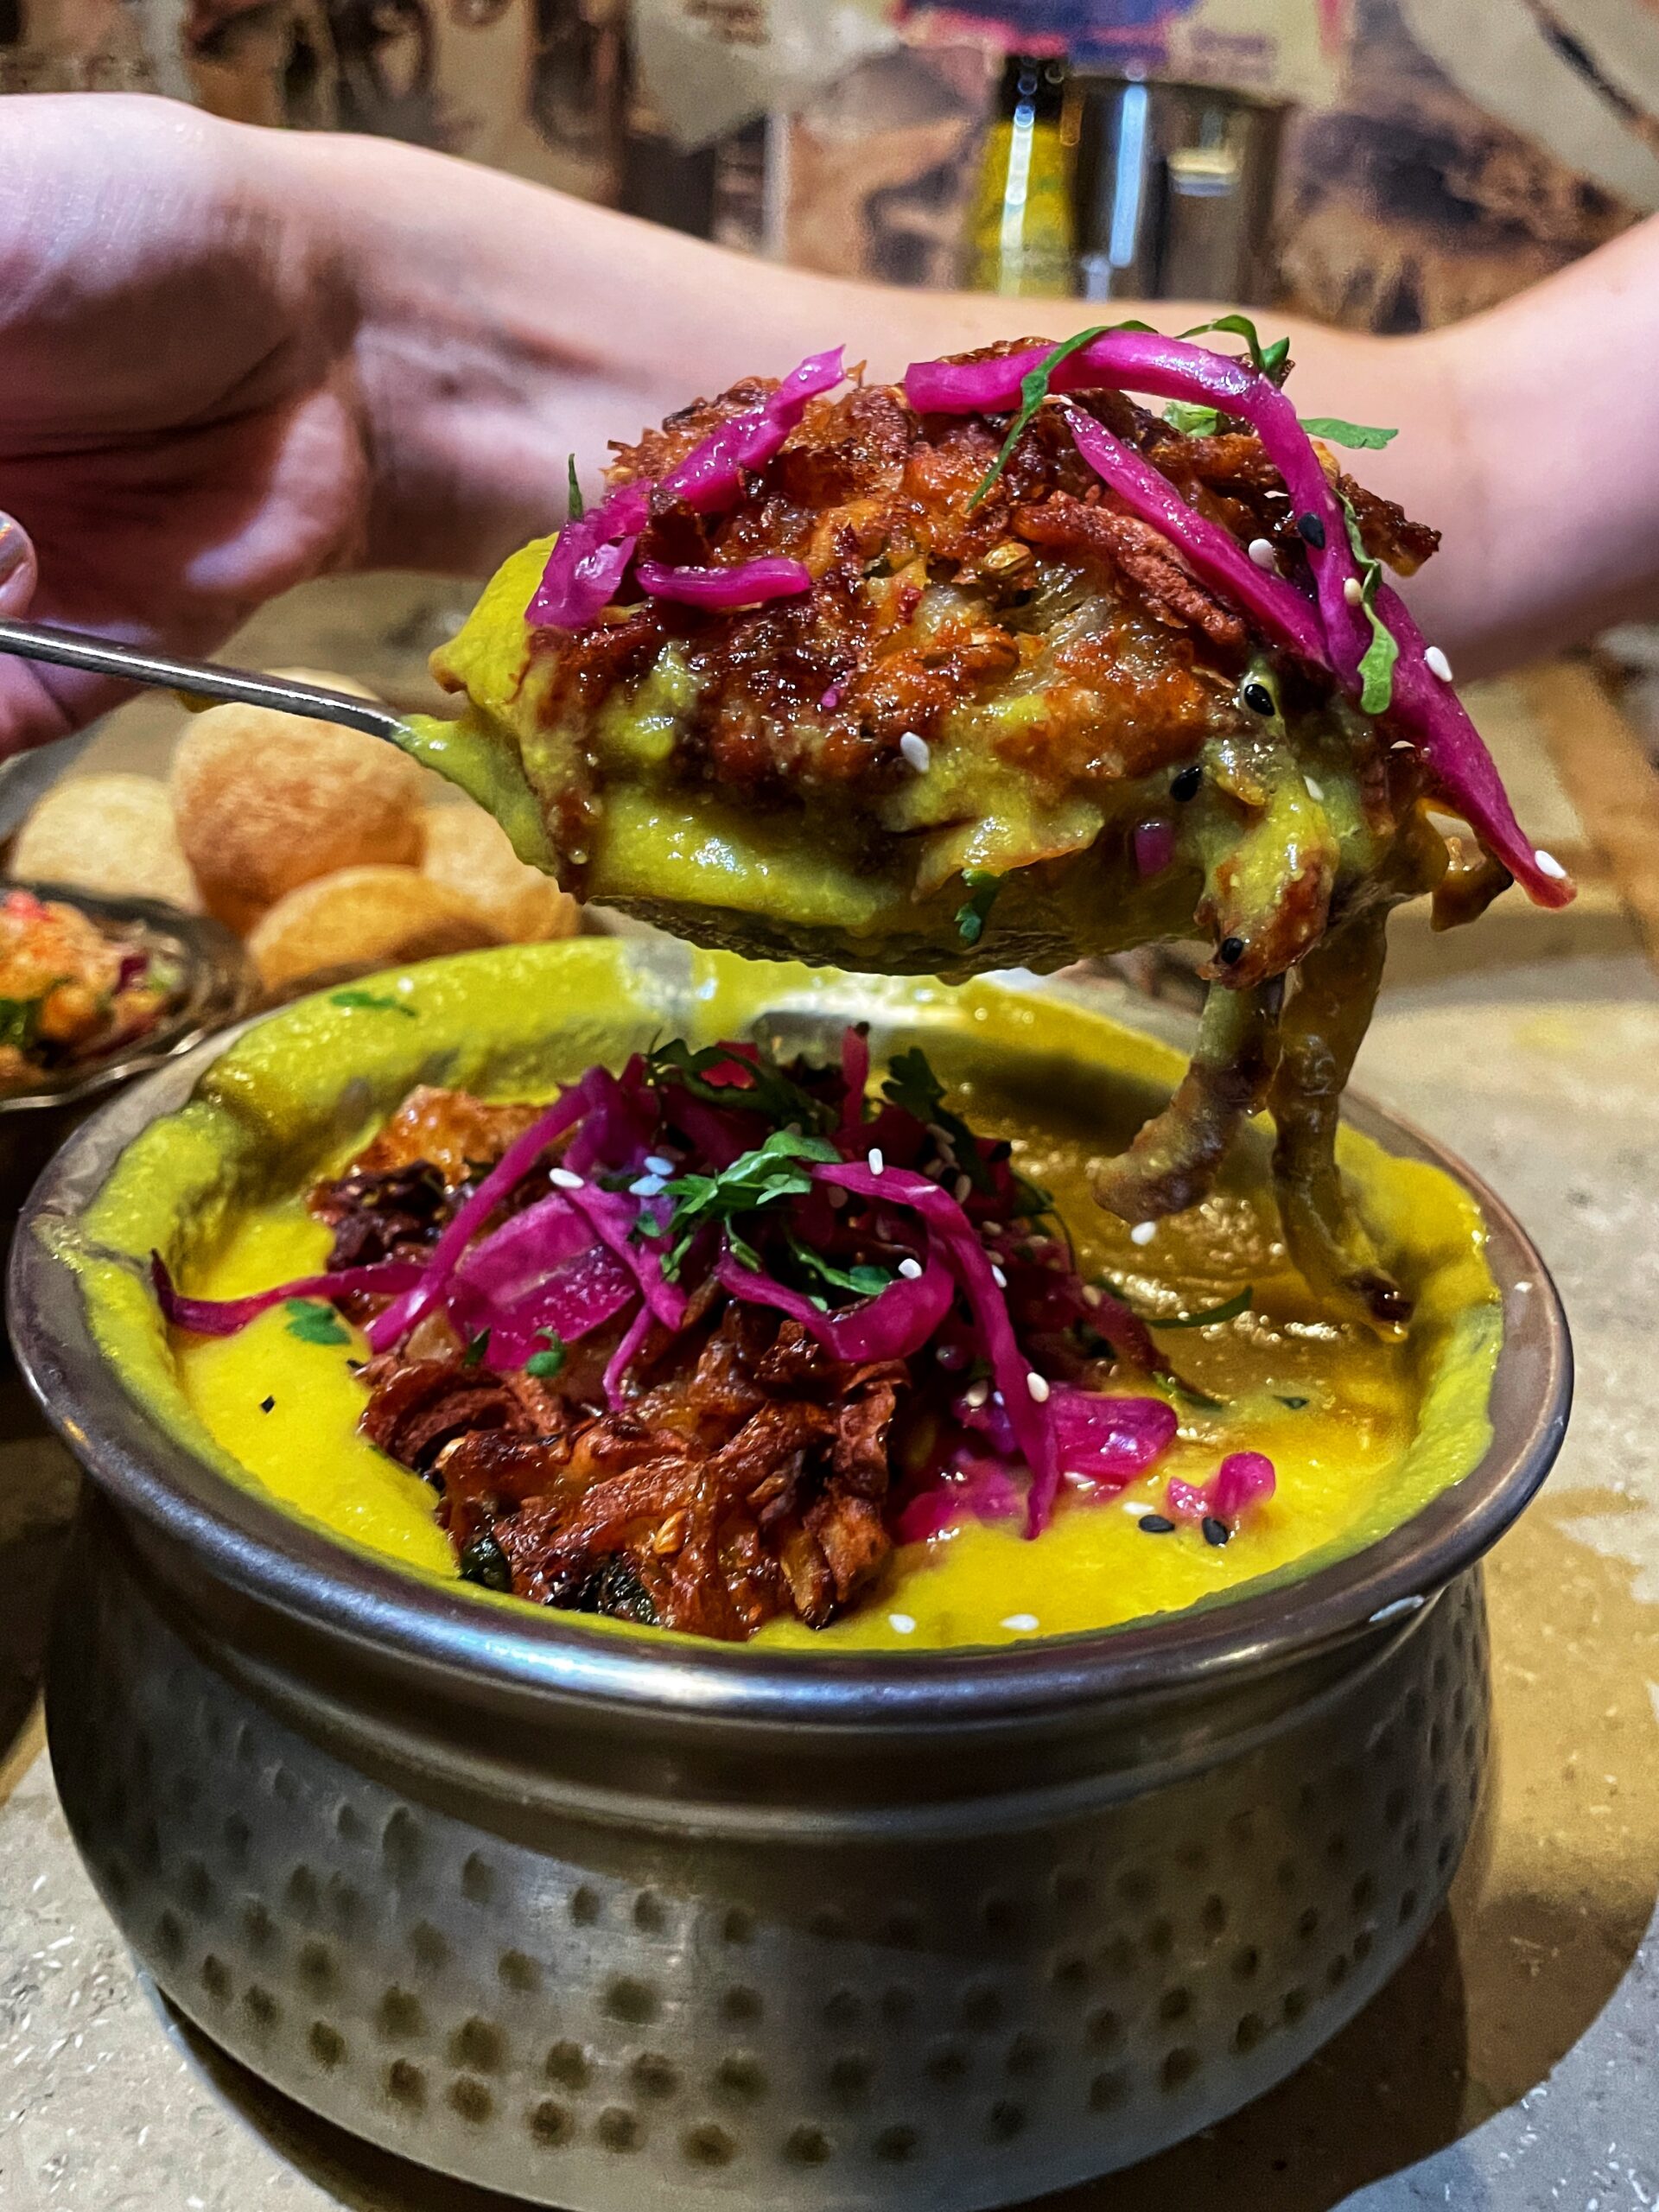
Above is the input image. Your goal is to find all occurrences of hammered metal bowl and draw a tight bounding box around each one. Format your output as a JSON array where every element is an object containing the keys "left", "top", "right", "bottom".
[{"left": 9, "top": 963, "right": 1571, "bottom": 2211}]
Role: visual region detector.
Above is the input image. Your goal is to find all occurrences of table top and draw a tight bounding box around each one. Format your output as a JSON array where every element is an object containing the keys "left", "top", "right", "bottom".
[{"left": 3, "top": 952, "right": 1657, "bottom": 2212}]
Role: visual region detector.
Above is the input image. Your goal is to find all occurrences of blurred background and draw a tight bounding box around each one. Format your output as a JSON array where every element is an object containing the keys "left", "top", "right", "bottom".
[{"left": 3, "top": 0, "right": 1659, "bottom": 982}]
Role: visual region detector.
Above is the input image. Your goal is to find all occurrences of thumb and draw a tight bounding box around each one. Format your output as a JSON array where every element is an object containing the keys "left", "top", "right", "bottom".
[
  {"left": 0, "top": 512, "right": 38, "bottom": 615},
  {"left": 0, "top": 513, "right": 84, "bottom": 758}
]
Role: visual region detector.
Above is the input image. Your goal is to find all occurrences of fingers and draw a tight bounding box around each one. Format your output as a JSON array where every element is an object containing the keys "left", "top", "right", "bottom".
[
  {"left": 0, "top": 511, "right": 94, "bottom": 758},
  {"left": 0, "top": 511, "right": 36, "bottom": 613}
]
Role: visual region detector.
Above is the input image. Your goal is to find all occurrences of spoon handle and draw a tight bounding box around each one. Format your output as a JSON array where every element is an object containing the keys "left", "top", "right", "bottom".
[{"left": 0, "top": 616, "right": 408, "bottom": 743}]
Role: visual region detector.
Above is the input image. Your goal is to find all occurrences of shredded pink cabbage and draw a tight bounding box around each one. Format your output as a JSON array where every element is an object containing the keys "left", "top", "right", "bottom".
[
  {"left": 526, "top": 479, "right": 652, "bottom": 632},
  {"left": 660, "top": 346, "right": 846, "bottom": 513},
  {"left": 1133, "top": 817, "right": 1176, "bottom": 880},
  {"left": 715, "top": 1246, "right": 955, "bottom": 1364},
  {"left": 1052, "top": 1386, "right": 1179, "bottom": 1491},
  {"left": 367, "top": 1086, "right": 591, "bottom": 1351},
  {"left": 815, "top": 1159, "right": 1062, "bottom": 1533},
  {"left": 1063, "top": 404, "right": 1330, "bottom": 668},
  {"left": 151, "top": 1253, "right": 423, "bottom": 1338},
  {"left": 633, "top": 556, "right": 811, "bottom": 609},
  {"left": 602, "top": 1300, "right": 653, "bottom": 1408},
  {"left": 1212, "top": 1450, "right": 1276, "bottom": 1516}
]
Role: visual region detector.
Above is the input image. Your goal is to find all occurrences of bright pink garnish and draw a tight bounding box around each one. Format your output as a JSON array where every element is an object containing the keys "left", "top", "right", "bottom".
[
  {"left": 633, "top": 556, "right": 811, "bottom": 610},
  {"left": 151, "top": 1253, "right": 423, "bottom": 1338},
  {"left": 1211, "top": 1450, "right": 1276, "bottom": 1517},
  {"left": 1133, "top": 817, "right": 1176, "bottom": 880}
]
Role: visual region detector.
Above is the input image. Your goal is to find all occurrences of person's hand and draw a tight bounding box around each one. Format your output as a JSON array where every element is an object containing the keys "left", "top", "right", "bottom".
[{"left": 0, "top": 96, "right": 371, "bottom": 754}]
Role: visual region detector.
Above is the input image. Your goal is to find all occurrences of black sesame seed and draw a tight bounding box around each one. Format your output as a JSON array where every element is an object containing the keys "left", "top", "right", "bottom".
[
  {"left": 1296, "top": 512, "right": 1325, "bottom": 549},
  {"left": 1276, "top": 1395, "right": 1309, "bottom": 1410},
  {"left": 1139, "top": 1514, "right": 1176, "bottom": 1535},
  {"left": 1218, "top": 936, "right": 1246, "bottom": 965},
  {"left": 1242, "top": 681, "right": 1275, "bottom": 717},
  {"left": 1170, "top": 764, "right": 1203, "bottom": 802},
  {"left": 1203, "top": 1516, "right": 1231, "bottom": 1548},
  {"left": 258, "top": 1395, "right": 275, "bottom": 1414}
]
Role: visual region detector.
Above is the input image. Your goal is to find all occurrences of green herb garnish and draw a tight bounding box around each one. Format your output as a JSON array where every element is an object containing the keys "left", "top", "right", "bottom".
[
  {"left": 525, "top": 1328, "right": 566, "bottom": 1381},
  {"left": 1147, "top": 1285, "right": 1253, "bottom": 1330},
  {"left": 461, "top": 1329, "right": 490, "bottom": 1370},
  {"left": 645, "top": 1039, "right": 831, "bottom": 1135},
  {"left": 1180, "top": 315, "right": 1291, "bottom": 384},
  {"left": 1164, "top": 400, "right": 1221, "bottom": 437},
  {"left": 659, "top": 1128, "right": 840, "bottom": 1281},
  {"left": 567, "top": 455, "right": 585, "bottom": 521},
  {"left": 969, "top": 321, "right": 1156, "bottom": 509},
  {"left": 882, "top": 1046, "right": 995, "bottom": 1195},
  {"left": 329, "top": 989, "right": 416, "bottom": 1018},
  {"left": 284, "top": 1299, "right": 349, "bottom": 1346},
  {"left": 784, "top": 1229, "right": 893, "bottom": 1302},
  {"left": 1338, "top": 491, "right": 1400, "bottom": 715},
  {"left": 954, "top": 868, "right": 1001, "bottom": 946},
  {"left": 1009, "top": 1170, "right": 1055, "bottom": 1222},
  {"left": 0, "top": 995, "right": 43, "bottom": 1054},
  {"left": 1298, "top": 416, "right": 1397, "bottom": 451},
  {"left": 458, "top": 1531, "right": 513, "bottom": 1592}
]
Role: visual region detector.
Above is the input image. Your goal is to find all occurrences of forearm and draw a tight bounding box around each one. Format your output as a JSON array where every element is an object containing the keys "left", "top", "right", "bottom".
[{"left": 281, "top": 125, "right": 1659, "bottom": 672}]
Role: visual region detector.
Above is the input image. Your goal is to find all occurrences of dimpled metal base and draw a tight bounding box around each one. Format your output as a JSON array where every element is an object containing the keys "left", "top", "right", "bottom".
[{"left": 48, "top": 1502, "right": 1489, "bottom": 2212}]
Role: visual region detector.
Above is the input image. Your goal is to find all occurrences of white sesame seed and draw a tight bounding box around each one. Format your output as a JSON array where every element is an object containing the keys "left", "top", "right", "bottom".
[
  {"left": 827, "top": 1185, "right": 848, "bottom": 1209},
  {"left": 991, "top": 1389, "right": 1005, "bottom": 1406},
  {"left": 867, "top": 1147, "right": 885, "bottom": 1176},
  {"left": 1424, "top": 645, "right": 1453, "bottom": 683},
  {"left": 1248, "top": 537, "right": 1279, "bottom": 572},
  {"left": 1304, "top": 775, "right": 1325, "bottom": 802},
  {"left": 898, "top": 1256, "right": 924, "bottom": 1281},
  {"left": 1083, "top": 1284, "right": 1103, "bottom": 1307},
  {"left": 953, "top": 1173, "right": 972, "bottom": 1203},
  {"left": 963, "top": 1380, "right": 989, "bottom": 1409},
  {"left": 549, "top": 1167, "right": 584, "bottom": 1191},
  {"left": 899, "top": 732, "right": 931, "bottom": 774},
  {"left": 1343, "top": 575, "right": 1364, "bottom": 607},
  {"left": 643, "top": 1155, "right": 673, "bottom": 1176},
  {"left": 1534, "top": 848, "right": 1568, "bottom": 880},
  {"left": 1129, "top": 1221, "right": 1157, "bottom": 1247},
  {"left": 1001, "top": 1613, "right": 1039, "bottom": 1633},
  {"left": 1026, "top": 1370, "right": 1051, "bottom": 1404},
  {"left": 991, "top": 1263, "right": 1008, "bottom": 1288},
  {"left": 628, "top": 1173, "right": 666, "bottom": 1198},
  {"left": 982, "top": 1220, "right": 1004, "bottom": 1238},
  {"left": 1122, "top": 1497, "right": 1148, "bottom": 1514},
  {"left": 888, "top": 1612, "right": 917, "bottom": 1635}
]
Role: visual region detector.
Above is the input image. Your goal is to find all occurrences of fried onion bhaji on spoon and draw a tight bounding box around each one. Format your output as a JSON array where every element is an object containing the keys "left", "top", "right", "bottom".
[{"left": 402, "top": 328, "right": 1573, "bottom": 1331}]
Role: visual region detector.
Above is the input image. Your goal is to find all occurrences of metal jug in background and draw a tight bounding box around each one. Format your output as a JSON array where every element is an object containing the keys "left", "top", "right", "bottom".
[{"left": 1074, "top": 75, "right": 1284, "bottom": 304}]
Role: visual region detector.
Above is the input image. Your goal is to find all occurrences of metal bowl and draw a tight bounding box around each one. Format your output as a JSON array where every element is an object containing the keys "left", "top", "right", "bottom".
[
  {"left": 0, "top": 883, "right": 253, "bottom": 1228},
  {"left": 7, "top": 965, "right": 1570, "bottom": 2211}
]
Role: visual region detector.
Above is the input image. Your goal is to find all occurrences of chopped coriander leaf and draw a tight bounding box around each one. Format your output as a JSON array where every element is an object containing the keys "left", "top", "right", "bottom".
[
  {"left": 785, "top": 1228, "right": 893, "bottom": 1301},
  {"left": 1338, "top": 491, "right": 1400, "bottom": 715},
  {"left": 1298, "top": 416, "right": 1397, "bottom": 450},
  {"left": 525, "top": 1329, "right": 566, "bottom": 1380},
  {"left": 284, "top": 1299, "right": 349, "bottom": 1346},
  {"left": 566, "top": 454, "right": 585, "bottom": 522},
  {"left": 1179, "top": 315, "right": 1291, "bottom": 384},
  {"left": 461, "top": 1329, "right": 490, "bottom": 1370},
  {"left": 954, "top": 868, "right": 1001, "bottom": 946},
  {"left": 882, "top": 1046, "right": 995, "bottom": 1194},
  {"left": 329, "top": 988, "right": 416, "bottom": 1018},
  {"left": 659, "top": 1127, "right": 840, "bottom": 1280},
  {"left": 970, "top": 321, "right": 1156, "bottom": 508},
  {"left": 1163, "top": 400, "right": 1220, "bottom": 437},
  {"left": 1149, "top": 1286, "right": 1253, "bottom": 1330}
]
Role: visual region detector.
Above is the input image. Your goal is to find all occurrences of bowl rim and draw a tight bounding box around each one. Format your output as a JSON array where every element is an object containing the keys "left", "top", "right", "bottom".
[{"left": 7, "top": 974, "right": 1572, "bottom": 1731}]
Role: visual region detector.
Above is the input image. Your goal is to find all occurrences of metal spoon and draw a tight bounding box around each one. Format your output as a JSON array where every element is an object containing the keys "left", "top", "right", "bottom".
[{"left": 0, "top": 616, "right": 409, "bottom": 744}]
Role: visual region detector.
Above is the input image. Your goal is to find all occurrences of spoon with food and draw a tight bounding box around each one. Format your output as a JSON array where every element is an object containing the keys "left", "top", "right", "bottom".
[{"left": 0, "top": 321, "right": 1572, "bottom": 1325}]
